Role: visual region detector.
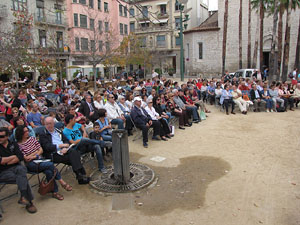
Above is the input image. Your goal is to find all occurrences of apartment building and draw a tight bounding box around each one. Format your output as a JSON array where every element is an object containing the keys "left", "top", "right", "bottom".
[
  {"left": 128, "top": 0, "right": 208, "bottom": 75},
  {"left": 67, "top": 0, "right": 129, "bottom": 78},
  {"left": 0, "top": 0, "right": 69, "bottom": 80}
]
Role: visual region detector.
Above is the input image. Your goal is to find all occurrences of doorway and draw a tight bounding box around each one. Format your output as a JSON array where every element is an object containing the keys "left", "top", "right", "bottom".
[{"left": 263, "top": 52, "right": 270, "bottom": 68}]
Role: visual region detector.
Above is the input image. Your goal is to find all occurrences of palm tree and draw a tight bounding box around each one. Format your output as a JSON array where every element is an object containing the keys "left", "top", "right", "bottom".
[
  {"left": 277, "top": 3, "right": 284, "bottom": 80},
  {"left": 259, "top": 0, "right": 265, "bottom": 71},
  {"left": 269, "top": 0, "right": 279, "bottom": 80},
  {"left": 295, "top": 13, "right": 300, "bottom": 70},
  {"left": 247, "top": 0, "right": 252, "bottom": 68},
  {"left": 222, "top": 0, "right": 229, "bottom": 75},
  {"left": 252, "top": 12, "right": 260, "bottom": 68},
  {"left": 282, "top": 0, "right": 300, "bottom": 81},
  {"left": 239, "top": 0, "right": 243, "bottom": 69}
]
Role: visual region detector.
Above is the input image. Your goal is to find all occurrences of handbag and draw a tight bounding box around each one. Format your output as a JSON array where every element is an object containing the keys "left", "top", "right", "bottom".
[
  {"left": 37, "top": 164, "right": 57, "bottom": 195},
  {"left": 200, "top": 110, "right": 206, "bottom": 121}
]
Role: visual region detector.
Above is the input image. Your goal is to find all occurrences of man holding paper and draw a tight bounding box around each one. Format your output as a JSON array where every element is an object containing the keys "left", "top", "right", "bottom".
[{"left": 39, "top": 117, "right": 89, "bottom": 184}]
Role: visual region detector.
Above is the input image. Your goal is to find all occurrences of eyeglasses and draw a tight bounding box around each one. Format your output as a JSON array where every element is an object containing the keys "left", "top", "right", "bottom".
[
  {"left": 13, "top": 111, "right": 18, "bottom": 114},
  {"left": 0, "top": 135, "right": 7, "bottom": 138},
  {"left": 149, "top": 102, "right": 153, "bottom": 103}
]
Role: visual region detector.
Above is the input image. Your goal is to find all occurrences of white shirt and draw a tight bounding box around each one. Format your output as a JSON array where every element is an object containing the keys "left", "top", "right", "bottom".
[
  {"left": 104, "top": 102, "right": 124, "bottom": 121},
  {"left": 94, "top": 100, "right": 104, "bottom": 110},
  {"left": 152, "top": 71, "right": 158, "bottom": 78},
  {"left": 145, "top": 106, "right": 159, "bottom": 120}
]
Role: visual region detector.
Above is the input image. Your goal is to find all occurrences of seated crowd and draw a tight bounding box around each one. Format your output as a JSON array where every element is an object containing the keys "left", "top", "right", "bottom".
[
  {"left": 0, "top": 74, "right": 299, "bottom": 215},
  {"left": 0, "top": 76, "right": 209, "bottom": 215}
]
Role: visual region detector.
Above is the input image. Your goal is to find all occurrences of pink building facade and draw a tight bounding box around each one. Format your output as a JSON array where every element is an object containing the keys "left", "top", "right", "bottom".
[{"left": 66, "top": 0, "right": 129, "bottom": 79}]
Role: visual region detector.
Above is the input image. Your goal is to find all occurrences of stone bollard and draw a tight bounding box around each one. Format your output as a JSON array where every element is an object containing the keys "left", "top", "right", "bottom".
[{"left": 112, "top": 129, "right": 130, "bottom": 184}]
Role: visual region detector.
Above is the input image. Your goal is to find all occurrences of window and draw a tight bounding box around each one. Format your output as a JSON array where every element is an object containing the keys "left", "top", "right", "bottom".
[
  {"left": 120, "top": 23, "right": 123, "bottom": 35},
  {"left": 97, "top": 0, "right": 101, "bottom": 10},
  {"left": 141, "top": 37, "right": 146, "bottom": 47},
  {"left": 98, "top": 20, "right": 103, "bottom": 33},
  {"left": 141, "top": 22, "right": 149, "bottom": 28},
  {"left": 105, "top": 42, "right": 110, "bottom": 52},
  {"left": 90, "top": 18, "right": 95, "bottom": 30},
  {"left": 79, "top": 0, "right": 86, "bottom": 4},
  {"left": 187, "top": 43, "right": 190, "bottom": 58},
  {"left": 130, "top": 22, "right": 135, "bottom": 32},
  {"left": 124, "top": 24, "right": 128, "bottom": 35},
  {"left": 156, "top": 35, "right": 165, "bottom": 47},
  {"left": 57, "top": 31, "right": 63, "bottom": 49},
  {"left": 37, "top": 7, "right": 44, "bottom": 21},
  {"left": 74, "top": 13, "right": 78, "bottom": 27},
  {"left": 175, "top": 36, "right": 180, "bottom": 46},
  {"left": 89, "top": 0, "right": 93, "bottom": 8},
  {"left": 55, "top": 4, "right": 62, "bottom": 24},
  {"left": 175, "top": 18, "right": 180, "bottom": 29},
  {"left": 73, "top": 0, "right": 77, "bottom": 3},
  {"left": 104, "top": 2, "right": 108, "bottom": 12},
  {"left": 160, "top": 4, "right": 166, "bottom": 15},
  {"left": 119, "top": 5, "right": 123, "bottom": 16},
  {"left": 198, "top": 42, "right": 203, "bottom": 59},
  {"left": 81, "top": 38, "right": 88, "bottom": 51},
  {"left": 175, "top": 2, "right": 180, "bottom": 11},
  {"left": 124, "top": 6, "right": 127, "bottom": 17},
  {"left": 142, "top": 6, "right": 148, "bottom": 18},
  {"left": 80, "top": 14, "right": 87, "bottom": 28},
  {"left": 160, "top": 22, "right": 168, "bottom": 27},
  {"left": 39, "top": 29, "right": 46, "bottom": 47},
  {"left": 12, "top": 0, "right": 27, "bottom": 11},
  {"left": 91, "top": 40, "right": 95, "bottom": 51},
  {"left": 105, "top": 22, "right": 109, "bottom": 32},
  {"left": 99, "top": 41, "right": 103, "bottom": 51},
  {"left": 129, "top": 8, "right": 134, "bottom": 17},
  {"left": 75, "top": 37, "right": 80, "bottom": 50}
]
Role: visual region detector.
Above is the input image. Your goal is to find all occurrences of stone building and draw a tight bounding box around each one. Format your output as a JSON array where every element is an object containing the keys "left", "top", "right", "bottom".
[
  {"left": 0, "top": 0, "right": 69, "bottom": 80},
  {"left": 184, "top": 0, "right": 300, "bottom": 78},
  {"left": 129, "top": 0, "right": 208, "bottom": 75}
]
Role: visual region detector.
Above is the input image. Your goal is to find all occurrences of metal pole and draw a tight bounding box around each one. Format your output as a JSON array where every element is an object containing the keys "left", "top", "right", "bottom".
[{"left": 180, "top": 8, "right": 184, "bottom": 82}]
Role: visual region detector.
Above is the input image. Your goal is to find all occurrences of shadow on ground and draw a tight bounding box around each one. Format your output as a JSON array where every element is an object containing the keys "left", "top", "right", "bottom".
[{"left": 129, "top": 153, "right": 231, "bottom": 216}]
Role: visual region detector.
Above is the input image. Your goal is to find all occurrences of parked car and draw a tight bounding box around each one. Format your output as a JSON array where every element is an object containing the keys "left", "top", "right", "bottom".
[{"left": 234, "top": 69, "right": 256, "bottom": 79}]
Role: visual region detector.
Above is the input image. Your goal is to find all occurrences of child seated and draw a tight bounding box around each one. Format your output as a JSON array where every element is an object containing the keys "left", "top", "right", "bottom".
[{"left": 89, "top": 122, "right": 111, "bottom": 161}]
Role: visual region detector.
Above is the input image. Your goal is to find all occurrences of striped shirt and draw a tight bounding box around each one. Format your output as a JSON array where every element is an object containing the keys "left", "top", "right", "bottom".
[{"left": 18, "top": 137, "right": 41, "bottom": 156}]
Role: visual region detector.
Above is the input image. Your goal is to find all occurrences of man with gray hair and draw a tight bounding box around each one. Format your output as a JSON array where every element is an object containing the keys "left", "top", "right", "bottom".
[{"left": 172, "top": 89, "right": 195, "bottom": 124}]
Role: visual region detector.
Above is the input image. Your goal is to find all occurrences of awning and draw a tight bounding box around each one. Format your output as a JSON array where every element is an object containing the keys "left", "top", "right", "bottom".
[
  {"left": 139, "top": 21, "right": 150, "bottom": 24},
  {"left": 153, "top": 19, "right": 168, "bottom": 24},
  {"left": 156, "top": 2, "right": 168, "bottom": 5}
]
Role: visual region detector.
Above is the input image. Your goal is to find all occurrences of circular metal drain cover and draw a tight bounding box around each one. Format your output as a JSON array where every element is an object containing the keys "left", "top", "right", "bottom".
[{"left": 89, "top": 163, "right": 155, "bottom": 193}]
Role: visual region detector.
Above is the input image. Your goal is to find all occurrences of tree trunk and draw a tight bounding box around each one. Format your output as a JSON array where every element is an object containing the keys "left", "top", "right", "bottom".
[
  {"left": 247, "top": 0, "right": 252, "bottom": 68},
  {"left": 239, "top": 0, "right": 243, "bottom": 69},
  {"left": 59, "top": 61, "right": 63, "bottom": 88},
  {"left": 294, "top": 13, "right": 300, "bottom": 70},
  {"left": 222, "top": 0, "right": 229, "bottom": 75},
  {"left": 277, "top": 4, "right": 284, "bottom": 81},
  {"left": 93, "top": 65, "right": 97, "bottom": 91},
  {"left": 259, "top": 1, "right": 264, "bottom": 71},
  {"left": 269, "top": 0, "right": 279, "bottom": 80},
  {"left": 252, "top": 13, "right": 260, "bottom": 68},
  {"left": 282, "top": 2, "right": 292, "bottom": 81}
]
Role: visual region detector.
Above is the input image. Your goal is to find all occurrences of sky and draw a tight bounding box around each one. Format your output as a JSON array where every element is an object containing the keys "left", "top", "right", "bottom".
[{"left": 208, "top": 0, "right": 218, "bottom": 11}]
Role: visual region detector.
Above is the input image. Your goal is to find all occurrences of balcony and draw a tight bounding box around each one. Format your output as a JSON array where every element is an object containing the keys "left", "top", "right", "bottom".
[
  {"left": 0, "top": 4, "right": 8, "bottom": 18},
  {"left": 157, "top": 12, "right": 169, "bottom": 19},
  {"left": 34, "top": 13, "right": 67, "bottom": 27}
]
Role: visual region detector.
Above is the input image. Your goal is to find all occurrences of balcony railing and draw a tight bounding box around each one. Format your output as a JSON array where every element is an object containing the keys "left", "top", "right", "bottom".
[
  {"left": 34, "top": 13, "right": 67, "bottom": 27},
  {"left": 0, "top": 4, "right": 8, "bottom": 18}
]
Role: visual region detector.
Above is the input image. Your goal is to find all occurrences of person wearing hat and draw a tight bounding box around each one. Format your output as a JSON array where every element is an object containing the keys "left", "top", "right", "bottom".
[
  {"left": 117, "top": 95, "right": 133, "bottom": 135},
  {"left": 130, "top": 97, "right": 161, "bottom": 148}
]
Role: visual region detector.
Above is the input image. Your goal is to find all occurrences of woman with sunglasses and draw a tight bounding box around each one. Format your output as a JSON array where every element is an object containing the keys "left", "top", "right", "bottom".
[
  {"left": 15, "top": 126, "right": 72, "bottom": 201},
  {"left": 10, "top": 107, "right": 28, "bottom": 128},
  {"left": 67, "top": 106, "right": 86, "bottom": 126}
]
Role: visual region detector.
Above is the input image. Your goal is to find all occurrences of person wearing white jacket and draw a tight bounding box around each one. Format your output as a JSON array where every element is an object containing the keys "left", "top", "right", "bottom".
[{"left": 104, "top": 94, "right": 125, "bottom": 129}]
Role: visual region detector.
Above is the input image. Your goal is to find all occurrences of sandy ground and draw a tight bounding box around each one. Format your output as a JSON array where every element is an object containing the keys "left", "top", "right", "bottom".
[{"left": 1, "top": 105, "right": 300, "bottom": 225}]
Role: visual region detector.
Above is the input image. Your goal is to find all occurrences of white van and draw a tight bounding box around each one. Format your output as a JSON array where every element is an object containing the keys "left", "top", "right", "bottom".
[{"left": 234, "top": 69, "right": 256, "bottom": 79}]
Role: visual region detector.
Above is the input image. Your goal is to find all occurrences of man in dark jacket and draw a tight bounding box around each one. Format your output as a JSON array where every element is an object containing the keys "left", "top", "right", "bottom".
[
  {"left": 250, "top": 84, "right": 266, "bottom": 112},
  {"left": 39, "top": 117, "right": 89, "bottom": 184},
  {"left": 78, "top": 94, "right": 99, "bottom": 122},
  {"left": 130, "top": 97, "right": 161, "bottom": 148},
  {"left": 0, "top": 127, "right": 37, "bottom": 214}
]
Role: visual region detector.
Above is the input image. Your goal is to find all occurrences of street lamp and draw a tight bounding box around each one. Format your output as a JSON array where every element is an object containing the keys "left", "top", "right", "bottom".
[{"left": 176, "top": 0, "right": 189, "bottom": 82}]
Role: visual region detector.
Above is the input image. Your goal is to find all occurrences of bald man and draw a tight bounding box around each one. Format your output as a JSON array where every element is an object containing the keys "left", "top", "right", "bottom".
[{"left": 39, "top": 117, "right": 89, "bottom": 184}]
